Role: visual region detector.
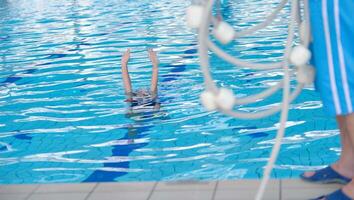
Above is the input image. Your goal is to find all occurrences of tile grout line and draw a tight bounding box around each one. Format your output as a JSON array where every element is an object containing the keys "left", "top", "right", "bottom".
[
  {"left": 83, "top": 183, "right": 99, "bottom": 200},
  {"left": 279, "top": 179, "right": 282, "bottom": 200},
  {"left": 211, "top": 181, "right": 219, "bottom": 200},
  {"left": 146, "top": 182, "right": 158, "bottom": 200},
  {"left": 24, "top": 184, "right": 40, "bottom": 200}
]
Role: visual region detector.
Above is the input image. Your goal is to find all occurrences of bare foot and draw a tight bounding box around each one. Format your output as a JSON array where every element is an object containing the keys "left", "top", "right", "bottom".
[
  {"left": 302, "top": 170, "right": 316, "bottom": 178},
  {"left": 332, "top": 162, "right": 354, "bottom": 179},
  {"left": 302, "top": 163, "right": 354, "bottom": 179},
  {"left": 342, "top": 180, "right": 354, "bottom": 199}
]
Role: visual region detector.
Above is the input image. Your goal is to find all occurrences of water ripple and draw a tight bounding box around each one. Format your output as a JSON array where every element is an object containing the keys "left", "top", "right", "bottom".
[{"left": 0, "top": 0, "right": 338, "bottom": 183}]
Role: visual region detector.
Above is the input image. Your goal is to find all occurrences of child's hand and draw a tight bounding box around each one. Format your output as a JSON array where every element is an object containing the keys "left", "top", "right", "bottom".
[
  {"left": 121, "top": 49, "right": 131, "bottom": 65},
  {"left": 148, "top": 49, "right": 159, "bottom": 65}
]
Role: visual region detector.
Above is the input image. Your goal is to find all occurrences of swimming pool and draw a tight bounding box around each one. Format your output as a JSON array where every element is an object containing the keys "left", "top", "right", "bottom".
[{"left": 0, "top": 0, "right": 340, "bottom": 184}]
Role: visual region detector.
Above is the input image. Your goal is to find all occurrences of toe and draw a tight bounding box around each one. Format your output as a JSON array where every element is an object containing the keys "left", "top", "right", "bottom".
[{"left": 302, "top": 171, "right": 316, "bottom": 178}]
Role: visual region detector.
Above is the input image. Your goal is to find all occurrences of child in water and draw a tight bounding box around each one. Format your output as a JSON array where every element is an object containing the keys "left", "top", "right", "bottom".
[{"left": 121, "top": 48, "right": 160, "bottom": 111}]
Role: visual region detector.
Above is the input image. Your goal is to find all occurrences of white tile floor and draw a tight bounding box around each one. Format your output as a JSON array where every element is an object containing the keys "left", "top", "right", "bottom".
[{"left": 0, "top": 179, "right": 342, "bottom": 200}]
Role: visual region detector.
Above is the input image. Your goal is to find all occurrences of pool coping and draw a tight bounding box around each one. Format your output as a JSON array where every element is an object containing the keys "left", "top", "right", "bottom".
[{"left": 0, "top": 179, "right": 342, "bottom": 200}]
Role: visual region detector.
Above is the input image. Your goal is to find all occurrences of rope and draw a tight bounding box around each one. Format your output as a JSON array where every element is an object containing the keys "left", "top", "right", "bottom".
[{"left": 189, "top": 0, "right": 312, "bottom": 199}]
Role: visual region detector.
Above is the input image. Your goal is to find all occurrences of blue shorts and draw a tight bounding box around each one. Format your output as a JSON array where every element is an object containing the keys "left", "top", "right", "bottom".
[{"left": 309, "top": 0, "right": 354, "bottom": 116}]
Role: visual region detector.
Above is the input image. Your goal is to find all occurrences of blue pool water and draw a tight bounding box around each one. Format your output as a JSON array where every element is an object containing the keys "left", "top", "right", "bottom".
[{"left": 0, "top": 0, "right": 340, "bottom": 184}]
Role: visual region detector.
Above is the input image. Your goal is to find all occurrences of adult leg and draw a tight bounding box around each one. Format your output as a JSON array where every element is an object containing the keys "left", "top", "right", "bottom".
[
  {"left": 302, "top": 116, "right": 354, "bottom": 179},
  {"left": 121, "top": 49, "right": 133, "bottom": 95},
  {"left": 333, "top": 115, "right": 354, "bottom": 179},
  {"left": 148, "top": 49, "right": 159, "bottom": 94},
  {"left": 342, "top": 113, "right": 354, "bottom": 198}
]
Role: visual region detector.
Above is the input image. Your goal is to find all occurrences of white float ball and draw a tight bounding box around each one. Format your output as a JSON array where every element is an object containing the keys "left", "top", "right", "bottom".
[
  {"left": 200, "top": 90, "right": 217, "bottom": 111},
  {"left": 186, "top": 5, "right": 204, "bottom": 29},
  {"left": 297, "top": 65, "right": 315, "bottom": 84},
  {"left": 216, "top": 88, "right": 235, "bottom": 110},
  {"left": 289, "top": 45, "right": 312, "bottom": 66},
  {"left": 213, "top": 21, "right": 235, "bottom": 44}
]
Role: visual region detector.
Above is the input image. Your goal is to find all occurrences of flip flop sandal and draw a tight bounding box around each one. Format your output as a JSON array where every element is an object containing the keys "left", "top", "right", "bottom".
[
  {"left": 312, "top": 189, "right": 353, "bottom": 200},
  {"left": 300, "top": 166, "right": 351, "bottom": 184}
]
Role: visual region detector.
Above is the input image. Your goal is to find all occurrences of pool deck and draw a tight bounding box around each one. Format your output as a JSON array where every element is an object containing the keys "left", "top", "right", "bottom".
[{"left": 0, "top": 179, "right": 341, "bottom": 200}]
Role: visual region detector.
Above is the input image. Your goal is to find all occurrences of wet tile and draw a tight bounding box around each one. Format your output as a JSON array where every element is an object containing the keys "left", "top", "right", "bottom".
[
  {"left": 281, "top": 178, "right": 342, "bottom": 199},
  {"left": 282, "top": 188, "right": 338, "bottom": 200},
  {"left": 27, "top": 193, "right": 88, "bottom": 200},
  {"left": 214, "top": 189, "right": 279, "bottom": 200},
  {"left": 150, "top": 190, "right": 213, "bottom": 200},
  {"left": 0, "top": 184, "right": 38, "bottom": 194},
  {"left": 155, "top": 181, "right": 216, "bottom": 191},
  {"left": 281, "top": 179, "right": 342, "bottom": 189},
  {"left": 0, "top": 194, "right": 29, "bottom": 200},
  {"left": 93, "top": 182, "right": 155, "bottom": 193},
  {"left": 217, "top": 179, "right": 279, "bottom": 190},
  {"left": 34, "top": 183, "right": 96, "bottom": 193},
  {"left": 88, "top": 190, "right": 151, "bottom": 200}
]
